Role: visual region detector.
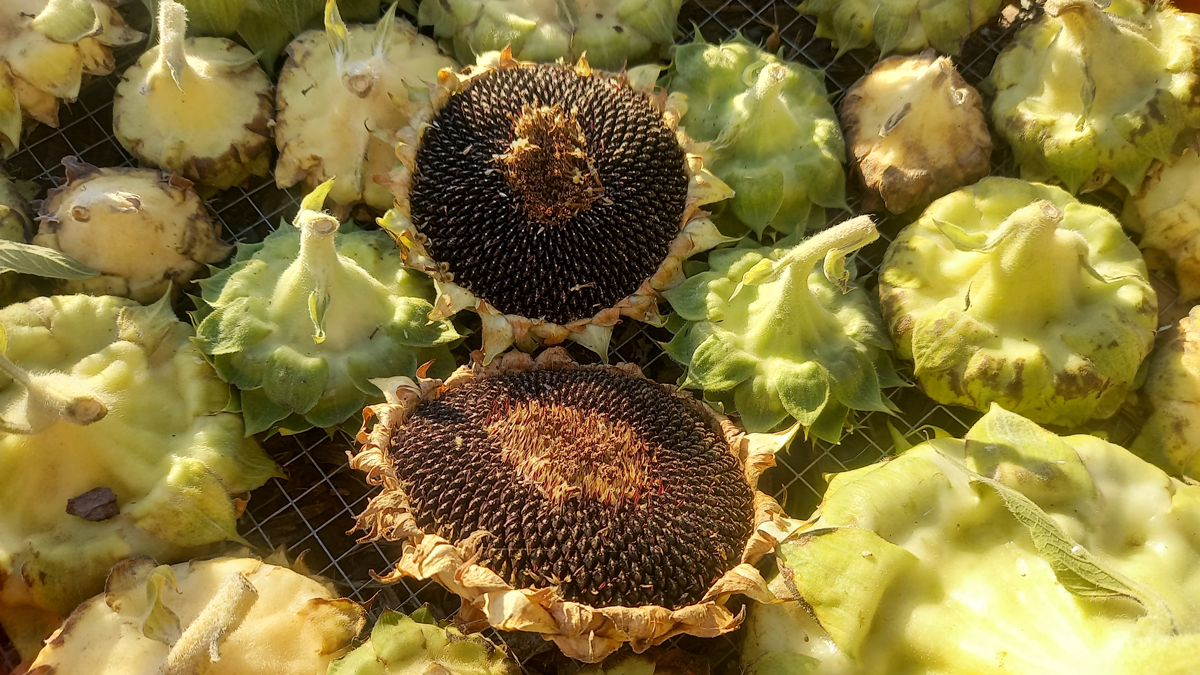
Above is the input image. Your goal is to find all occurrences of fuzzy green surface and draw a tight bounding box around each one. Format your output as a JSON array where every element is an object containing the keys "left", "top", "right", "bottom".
[
  {"left": 742, "top": 405, "right": 1200, "bottom": 675},
  {"left": 988, "top": 0, "right": 1200, "bottom": 194},
  {"left": 797, "top": 0, "right": 1003, "bottom": 56},
  {"left": 664, "top": 35, "right": 845, "bottom": 242},
  {"left": 417, "top": 0, "right": 680, "bottom": 71},
  {"left": 0, "top": 294, "right": 277, "bottom": 657},
  {"left": 328, "top": 609, "right": 517, "bottom": 675},
  {"left": 664, "top": 218, "right": 901, "bottom": 441},
  {"left": 193, "top": 212, "right": 460, "bottom": 435},
  {"left": 879, "top": 177, "right": 1156, "bottom": 427}
]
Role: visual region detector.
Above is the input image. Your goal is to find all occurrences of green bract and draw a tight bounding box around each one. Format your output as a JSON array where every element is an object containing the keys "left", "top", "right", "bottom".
[
  {"left": 742, "top": 404, "right": 1200, "bottom": 675},
  {"left": 664, "top": 35, "right": 845, "bottom": 241},
  {"left": 664, "top": 216, "right": 902, "bottom": 441},
  {"left": 1131, "top": 305, "right": 1200, "bottom": 480},
  {"left": 879, "top": 177, "right": 1157, "bottom": 427},
  {"left": 988, "top": 0, "right": 1200, "bottom": 194},
  {"left": 327, "top": 608, "right": 518, "bottom": 675},
  {"left": 417, "top": 0, "right": 681, "bottom": 72},
  {"left": 0, "top": 293, "right": 277, "bottom": 658},
  {"left": 193, "top": 179, "right": 460, "bottom": 435},
  {"left": 796, "top": 0, "right": 1003, "bottom": 56}
]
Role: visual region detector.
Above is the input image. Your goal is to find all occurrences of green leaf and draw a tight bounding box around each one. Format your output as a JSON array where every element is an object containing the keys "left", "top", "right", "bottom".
[
  {"left": 0, "top": 241, "right": 98, "bottom": 280},
  {"left": 933, "top": 448, "right": 1168, "bottom": 618}
]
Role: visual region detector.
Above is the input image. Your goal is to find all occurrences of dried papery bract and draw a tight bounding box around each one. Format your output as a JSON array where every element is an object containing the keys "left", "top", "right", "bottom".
[
  {"left": 382, "top": 51, "right": 732, "bottom": 362},
  {"left": 275, "top": 1, "right": 457, "bottom": 216},
  {"left": 28, "top": 555, "right": 366, "bottom": 673},
  {"left": 33, "top": 158, "right": 232, "bottom": 303},
  {"left": 988, "top": 0, "right": 1200, "bottom": 194},
  {"left": 417, "top": 0, "right": 683, "bottom": 71},
  {"left": 0, "top": 294, "right": 277, "bottom": 658},
  {"left": 743, "top": 405, "right": 1200, "bottom": 674},
  {"left": 112, "top": 0, "right": 274, "bottom": 190},
  {"left": 879, "top": 177, "right": 1157, "bottom": 426},
  {"left": 664, "top": 35, "right": 845, "bottom": 241},
  {"left": 842, "top": 50, "right": 991, "bottom": 214},
  {"left": 349, "top": 348, "right": 802, "bottom": 663},
  {"left": 664, "top": 216, "right": 903, "bottom": 441},
  {"left": 0, "top": 0, "right": 143, "bottom": 155},
  {"left": 796, "top": 0, "right": 1003, "bottom": 56},
  {"left": 191, "top": 178, "right": 460, "bottom": 435}
]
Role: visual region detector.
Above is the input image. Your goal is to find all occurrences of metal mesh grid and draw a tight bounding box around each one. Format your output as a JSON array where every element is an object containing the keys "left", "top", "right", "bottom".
[{"left": 0, "top": 1, "right": 1186, "bottom": 673}]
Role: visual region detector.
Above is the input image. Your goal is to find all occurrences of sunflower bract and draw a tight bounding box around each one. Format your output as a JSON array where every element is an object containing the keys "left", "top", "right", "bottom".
[
  {"left": 988, "top": 0, "right": 1200, "bottom": 194},
  {"left": 742, "top": 405, "right": 1200, "bottom": 675},
  {"left": 665, "top": 216, "right": 901, "bottom": 441},
  {"left": 327, "top": 609, "right": 518, "bottom": 675},
  {"left": 0, "top": 294, "right": 278, "bottom": 658},
  {"left": 664, "top": 35, "right": 845, "bottom": 241},
  {"left": 417, "top": 0, "right": 682, "bottom": 71},
  {"left": 193, "top": 180, "right": 460, "bottom": 435},
  {"left": 28, "top": 555, "right": 366, "bottom": 673},
  {"left": 796, "top": 0, "right": 1002, "bottom": 56},
  {"left": 879, "top": 177, "right": 1157, "bottom": 426}
]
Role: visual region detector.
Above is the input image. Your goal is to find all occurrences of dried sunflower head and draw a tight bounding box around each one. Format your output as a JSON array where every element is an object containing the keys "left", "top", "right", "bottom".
[
  {"left": 0, "top": 0, "right": 143, "bottom": 155},
  {"left": 349, "top": 348, "right": 800, "bottom": 663},
  {"left": 379, "top": 51, "right": 733, "bottom": 362}
]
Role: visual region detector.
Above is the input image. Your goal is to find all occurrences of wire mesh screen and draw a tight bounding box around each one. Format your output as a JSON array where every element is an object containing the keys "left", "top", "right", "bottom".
[{"left": 0, "top": 1, "right": 1185, "bottom": 673}]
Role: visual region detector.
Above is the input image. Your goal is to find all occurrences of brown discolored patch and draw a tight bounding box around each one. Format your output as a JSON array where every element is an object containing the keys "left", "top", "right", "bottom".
[
  {"left": 65, "top": 487, "right": 119, "bottom": 522},
  {"left": 487, "top": 399, "right": 655, "bottom": 504},
  {"left": 496, "top": 104, "right": 604, "bottom": 225}
]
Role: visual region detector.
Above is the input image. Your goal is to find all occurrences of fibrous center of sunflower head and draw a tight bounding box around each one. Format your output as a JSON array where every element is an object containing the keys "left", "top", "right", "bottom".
[
  {"left": 496, "top": 104, "right": 604, "bottom": 225},
  {"left": 486, "top": 398, "right": 655, "bottom": 504}
]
